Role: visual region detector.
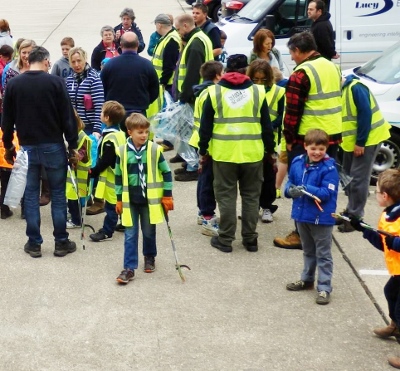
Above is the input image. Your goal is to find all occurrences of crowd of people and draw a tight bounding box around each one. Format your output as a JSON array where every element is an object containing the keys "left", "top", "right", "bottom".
[{"left": 1, "top": 1, "right": 400, "bottom": 366}]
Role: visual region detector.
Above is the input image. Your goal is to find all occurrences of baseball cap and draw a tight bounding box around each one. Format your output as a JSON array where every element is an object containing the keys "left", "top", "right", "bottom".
[
  {"left": 226, "top": 54, "right": 248, "bottom": 70},
  {"left": 154, "top": 14, "right": 172, "bottom": 26}
]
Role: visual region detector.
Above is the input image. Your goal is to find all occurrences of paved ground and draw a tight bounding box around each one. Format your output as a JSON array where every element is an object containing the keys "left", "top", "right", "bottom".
[{"left": 1, "top": 1, "right": 400, "bottom": 370}]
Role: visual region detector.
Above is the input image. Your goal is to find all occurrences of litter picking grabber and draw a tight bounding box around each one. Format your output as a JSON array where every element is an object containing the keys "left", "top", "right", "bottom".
[
  {"left": 162, "top": 208, "right": 190, "bottom": 282},
  {"left": 299, "top": 189, "right": 324, "bottom": 212},
  {"left": 331, "top": 213, "right": 395, "bottom": 237}
]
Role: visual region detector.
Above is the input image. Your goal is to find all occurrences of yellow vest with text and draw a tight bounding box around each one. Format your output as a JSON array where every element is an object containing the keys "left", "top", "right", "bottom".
[
  {"left": 119, "top": 141, "right": 164, "bottom": 227},
  {"left": 208, "top": 84, "right": 265, "bottom": 163},
  {"left": 294, "top": 57, "right": 342, "bottom": 136},
  {"left": 66, "top": 130, "right": 92, "bottom": 200},
  {"left": 378, "top": 212, "right": 400, "bottom": 275},
  {"left": 341, "top": 79, "right": 391, "bottom": 152},
  {"left": 266, "top": 84, "right": 285, "bottom": 150},
  {"left": 177, "top": 31, "right": 213, "bottom": 93},
  {"left": 95, "top": 130, "right": 126, "bottom": 204}
]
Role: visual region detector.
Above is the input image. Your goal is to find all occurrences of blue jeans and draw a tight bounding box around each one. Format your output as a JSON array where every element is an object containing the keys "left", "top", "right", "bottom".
[
  {"left": 197, "top": 156, "right": 216, "bottom": 216},
  {"left": 102, "top": 201, "right": 118, "bottom": 236},
  {"left": 23, "top": 143, "right": 68, "bottom": 244},
  {"left": 123, "top": 203, "right": 157, "bottom": 270},
  {"left": 297, "top": 222, "right": 333, "bottom": 293}
]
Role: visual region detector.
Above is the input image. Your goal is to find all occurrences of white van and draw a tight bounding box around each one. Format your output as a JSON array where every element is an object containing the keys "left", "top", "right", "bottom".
[{"left": 219, "top": 0, "right": 400, "bottom": 70}]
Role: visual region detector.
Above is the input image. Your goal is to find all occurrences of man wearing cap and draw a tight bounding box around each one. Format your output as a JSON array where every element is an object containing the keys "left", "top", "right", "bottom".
[
  {"left": 198, "top": 54, "right": 275, "bottom": 253},
  {"left": 147, "top": 14, "right": 180, "bottom": 120},
  {"left": 101, "top": 32, "right": 159, "bottom": 133}
]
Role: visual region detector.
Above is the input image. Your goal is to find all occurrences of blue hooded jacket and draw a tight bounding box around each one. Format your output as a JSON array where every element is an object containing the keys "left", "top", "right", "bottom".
[{"left": 285, "top": 154, "right": 339, "bottom": 225}]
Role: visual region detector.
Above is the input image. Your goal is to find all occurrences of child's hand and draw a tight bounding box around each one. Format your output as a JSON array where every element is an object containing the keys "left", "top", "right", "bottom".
[
  {"left": 115, "top": 201, "right": 123, "bottom": 215},
  {"left": 349, "top": 217, "right": 365, "bottom": 232},
  {"left": 288, "top": 185, "right": 304, "bottom": 198},
  {"left": 161, "top": 197, "right": 174, "bottom": 214}
]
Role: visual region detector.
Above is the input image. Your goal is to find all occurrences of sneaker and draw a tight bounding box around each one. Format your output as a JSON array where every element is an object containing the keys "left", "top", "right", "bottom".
[
  {"left": 90, "top": 229, "right": 113, "bottom": 242},
  {"left": 116, "top": 269, "right": 135, "bottom": 284},
  {"left": 210, "top": 236, "right": 232, "bottom": 253},
  {"left": 174, "top": 170, "right": 198, "bottom": 182},
  {"left": 201, "top": 217, "right": 219, "bottom": 237},
  {"left": 24, "top": 241, "right": 42, "bottom": 258},
  {"left": 286, "top": 280, "right": 314, "bottom": 291},
  {"left": 66, "top": 220, "right": 81, "bottom": 229},
  {"left": 243, "top": 239, "right": 258, "bottom": 252},
  {"left": 197, "top": 212, "right": 205, "bottom": 225},
  {"left": 169, "top": 154, "right": 185, "bottom": 163},
  {"left": 115, "top": 223, "right": 126, "bottom": 232},
  {"left": 144, "top": 256, "right": 156, "bottom": 273},
  {"left": 337, "top": 220, "right": 356, "bottom": 233},
  {"left": 261, "top": 209, "right": 273, "bottom": 223},
  {"left": 273, "top": 231, "right": 302, "bottom": 250},
  {"left": 276, "top": 189, "right": 282, "bottom": 199},
  {"left": 316, "top": 291, "right": 330, "bottom": 305},
  {"left": 54, "top": 239, "right": 77, "bottom": 257}
]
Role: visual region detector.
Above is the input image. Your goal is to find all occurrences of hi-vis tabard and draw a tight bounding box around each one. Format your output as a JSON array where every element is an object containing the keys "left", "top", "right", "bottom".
[
  {"left": 208, "top": 84, "right": 265, "bottom": 163},
  {"left": 379, "top": 213, "right": 400, "bottom": 275},
  {"left": 265, "top": 84, "right": 285, "bottom": 150},
  {"left": 118, "top": 141, "right": 164, "bottom": 227},
  {"left": 294, "top": 57, "right": 342, "bottom": 136},
  {"left": 177, "top": 31, "right": 213, "bottom": 93},
  {"left": 188, "top": 88, "right": 211, "bottom": 151},
  {"left": 95, "top": 130, "right": 126, "bottom": 204},
  {"left": 66, "top": 130, "right": 92, "bottom": 200},
  {"left": 341, "top": 79, "right": 390, "bottom": 152}
]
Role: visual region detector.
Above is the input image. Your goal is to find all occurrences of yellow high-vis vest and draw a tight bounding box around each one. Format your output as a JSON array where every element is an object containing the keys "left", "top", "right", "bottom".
[
  {"left": 118, "top": 141, "right": 164, "bottom": 227},
  {"left": 66, "top": 130, "right": 92, "bottom": 200},
  {"left": 341, "top": 79, "right": 390, "bottom": 152},
  {"left": 208, "top": 84, "right": 266, "bottom": 163},
  {"left": 95, "top": 130, "right": 126, "bottom": 204},
  {"left": 294, "top": 57, "right": 342, "bottom": 136},
  {"left": 265, "top": 84, "right": 285, "bottom": 150},
  {"left": 177, "top": 31, "right": 213, "bottom": 93}
]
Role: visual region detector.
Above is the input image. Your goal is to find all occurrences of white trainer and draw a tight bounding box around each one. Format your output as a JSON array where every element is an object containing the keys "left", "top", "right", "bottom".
[
  {"left": 261, "top": 209, "right": 273, "bottom": 223},
  {"left": 201, "top": 217, "right": 219, "bottom": 236}
]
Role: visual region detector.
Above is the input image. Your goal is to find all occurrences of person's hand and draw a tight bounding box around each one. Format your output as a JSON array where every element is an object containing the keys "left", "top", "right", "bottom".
[
  {"left": 349, "top": 217, "right": 365, "bottom": 232},
  {"left": 354, "top": 145, "right": 365, "bottom": 157},
  {"left": 288, "top": 185, "right": 305, "bottom": 198},
  {"left": 332, "top": 53, "right": 340, "bottom": 59},
  {"left": 161, "top": 196, "right": 174, "bottom": 214},
  {"left": 4, "top": 145, "right": 16, "bottom": 165},
  {"left": 198, "top": 154, "right": 210, "bottom": 174},
  {"left": 264, "top": 153, "right": 277, "bottom": 172},
  {"left": 286, "top": 143, "right": 292, "bottom": 152},
  {"left": 68, "top": 148, "right": 79, "bottom": 169},
  {"left": 115, "top": 201, "right": 123, "bottom": 215}
]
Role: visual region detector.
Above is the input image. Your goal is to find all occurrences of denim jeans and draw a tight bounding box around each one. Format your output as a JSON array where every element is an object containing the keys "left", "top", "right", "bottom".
[
  {"left": 123, "top": 203, "right": 157, "bottom": 270},
  {"left": 102, "top": 201, "right": 118, "bottom": 236},
  {"left": 297, "top": 222, "right": 333, "bottom": 293},
  {"left": 22, "top": 143, "right": 68, "bottom": 244},
  {"left": 197, "top": 156, "right": 216, "bottom": 217}
]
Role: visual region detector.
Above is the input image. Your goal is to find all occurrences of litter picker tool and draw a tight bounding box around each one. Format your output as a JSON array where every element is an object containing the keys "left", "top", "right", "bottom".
[
  {"left": 331, "top": 213, "right": 395, "bottom": 237},
  {"left": 299, "top": 189, "right": 324, "bottom": 212},
  {"left": 163, "top": 208, "right": 191, "bottom": 282}
]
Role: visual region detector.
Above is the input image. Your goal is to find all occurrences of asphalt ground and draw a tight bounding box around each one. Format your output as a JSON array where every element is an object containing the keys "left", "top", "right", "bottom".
[{"left": 1, "top": 1, "right": 399, "bottom": 370}]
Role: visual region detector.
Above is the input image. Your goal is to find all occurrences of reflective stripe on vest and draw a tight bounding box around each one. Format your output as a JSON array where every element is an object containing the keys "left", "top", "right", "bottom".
[
  {"left": 294, "top": 58, "right": 342, "bottom": 136},
  {"left": 95, "top": 131, "right": 126, "bottom": 203},
  {"left": 119, "top": 141, "right": 164, "bottom": 227},
  {"left": 341, "top": 79, "right": 391, "bottom": 151},
  {"left": 265, "top": 84, "right": 285, "bottom": 121},
  {"left": 208, "top": 84, "right": 265, "bottom": 163},
  {"left": 177, "top": 31, "right": 213, "bottom": 92}
]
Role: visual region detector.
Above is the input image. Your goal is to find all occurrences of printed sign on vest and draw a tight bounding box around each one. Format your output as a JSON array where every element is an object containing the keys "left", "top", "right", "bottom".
[{"left": 224, "top": 89, "right": 251, "bottom": 108}]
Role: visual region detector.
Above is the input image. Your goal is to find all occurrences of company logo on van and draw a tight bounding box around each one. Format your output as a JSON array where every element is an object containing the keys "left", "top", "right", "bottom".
[{"left": 356, "top": 0, "right": 393, "bottom": 16}]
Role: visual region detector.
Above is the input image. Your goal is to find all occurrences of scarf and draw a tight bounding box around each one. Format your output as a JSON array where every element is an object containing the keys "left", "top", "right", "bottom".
[{"left": 128, "top": 141, "right": 147, "bottom": 198}]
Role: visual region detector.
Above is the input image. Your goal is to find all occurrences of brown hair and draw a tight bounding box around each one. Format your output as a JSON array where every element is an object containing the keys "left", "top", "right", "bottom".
[
  {"left": 378, "top": 169, "right": 400, "bottom": 202},
  {"left": 304, "top": 129, "right": 329, "bottom": 147},
  {"left": 74, "top": 109, "right": 85, "bottom": 132},
  {"left": 125, "top": 113, "right": 150, "bottom": 131},
  {"left": 253, "top": 29, "right": 275, "bottom": 55},
  {"left": 247, "top": 59, "right": 274, "bottom": 87},
  {"left": 102, "top": 101, "right": 126, "bottom": 125},
  {"left": 61, "top": 37, "right": 75, "bottom": 47},
  {"left": 0, "top": 19, "right": 10, "bottom": 33},
  {"left": 200, "top": 61, "right": 223, "bottom": 81}
]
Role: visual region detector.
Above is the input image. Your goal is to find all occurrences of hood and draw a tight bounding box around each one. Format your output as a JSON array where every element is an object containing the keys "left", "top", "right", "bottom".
[
  {"left": 221, "top": 72, "right": 250, "bottom": 85},
  {"left": 342, "top": 74, "right": 360, "bottom": 89},
  {"left": 315, "top": 12, "right": 331, "bottom": 23},
  {"left": 193, "top": 80, "right": 215, "bottom": 97}
]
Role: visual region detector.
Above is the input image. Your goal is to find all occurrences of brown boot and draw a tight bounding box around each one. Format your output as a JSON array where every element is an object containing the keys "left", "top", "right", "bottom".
[
  {"left": 86, "top": 198, "right": 105, "bottom": 215},
  {"left": 373, "top": 320, "right": 400, "bottom": 338},
  {"left": 388, "top": 356, "right": 400, "bottom": 369},
  {"left": 273, "top": 231, "right": 302, "bottom": 250},
  {"left": 39, "top": 179, "right": 50, "bottom": 206}
]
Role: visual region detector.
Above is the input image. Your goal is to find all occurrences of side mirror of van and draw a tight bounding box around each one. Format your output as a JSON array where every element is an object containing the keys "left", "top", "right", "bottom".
[{"left": 263, "top": 14, "right": 276, "bottom": 33}]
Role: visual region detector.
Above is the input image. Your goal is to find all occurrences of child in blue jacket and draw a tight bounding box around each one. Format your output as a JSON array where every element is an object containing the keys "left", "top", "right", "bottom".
[{"left": 285, "top": 129, "right": 339, "bottom": 305}]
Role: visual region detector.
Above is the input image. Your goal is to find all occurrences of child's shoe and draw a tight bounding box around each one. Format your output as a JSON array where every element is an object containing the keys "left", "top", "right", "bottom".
[
  {"left": 116, "top": 269, "right": 135, "bottom": 284},
  {"left": 66, "top": 220, "right": 81, "bottom": 229},
  {"left": 286, "top": 280, "right": 314, "bottom": 291},
  {"left": 197, "top": 212, "right": 205, "bottom": 225},
  {"left": 201, "top": 217, "right": 219, "bottom": 237},
  {"left": 273, "top": 231, "right": 302, "bottom": 249},
  {"left": 373, "top": 320, "right": 400, "bottom": 339},
  {"left": 261, "top": 209, "right": 273, "bottom": 223},
  {"left": 144, "top": 256, "right": 155, "bottom": 273},
  {"left": 90, "top": 229, "right": 113, "bottom": 242},
  {"left": 316, "top": 291, "right": 330, "bottom": 305},
  {"left": 388, "top": 356, "right": 400, "bottom": 369}
]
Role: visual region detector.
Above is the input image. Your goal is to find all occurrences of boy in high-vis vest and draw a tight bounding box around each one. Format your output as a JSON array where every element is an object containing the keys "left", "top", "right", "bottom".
[
  {"left": 89, "top": 101, "right": 126, "bottom": 242},
  {"left": 115, "top": 113, "right": 173, "bottom": 284},
  {"left": 350, "top": 169, "right": 400, "bottom": 369}
]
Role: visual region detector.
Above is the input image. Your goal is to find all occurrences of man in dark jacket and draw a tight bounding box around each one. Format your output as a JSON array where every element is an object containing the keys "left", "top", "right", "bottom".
[
  {"left": 1, "top": 46, "right": 78, "bottom": 258},
  {"left": 308, "top": 0, "right": 339, "bottom": 61},
  {"left": 100, "top": 32, "right": 159, "bottom": 133}
]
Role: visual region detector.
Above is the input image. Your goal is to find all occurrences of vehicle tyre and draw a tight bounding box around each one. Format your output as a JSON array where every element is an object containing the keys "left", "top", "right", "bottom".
[
  {"left": 371, "top": 131, "right": 400, "bottom": 185},
  {"left": 210, "top": 4, "right": 222, "bottom": 22}
]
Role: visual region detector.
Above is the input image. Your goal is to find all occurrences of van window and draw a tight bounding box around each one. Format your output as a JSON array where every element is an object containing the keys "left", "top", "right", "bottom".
[
  {"left": 239, "top": 0, "right": 276, "bottom": 21},
  {"left": 274, "top": 0, "right": 311, "bottom": 37}
]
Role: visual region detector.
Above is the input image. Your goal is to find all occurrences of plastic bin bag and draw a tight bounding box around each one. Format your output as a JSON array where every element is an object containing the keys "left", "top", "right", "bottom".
[{"left": 4, "top": 150, "right": 29, "bottom": 208}]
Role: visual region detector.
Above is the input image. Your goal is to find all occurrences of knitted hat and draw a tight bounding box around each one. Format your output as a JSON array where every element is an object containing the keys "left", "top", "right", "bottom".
[{"left": 226, "top": 54, "right": 248, "bottom": 70}]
